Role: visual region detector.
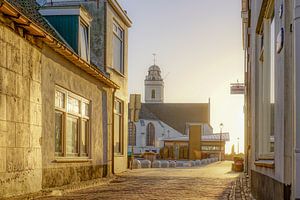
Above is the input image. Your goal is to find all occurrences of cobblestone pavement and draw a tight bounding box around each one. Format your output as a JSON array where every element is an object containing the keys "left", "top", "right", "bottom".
[
  {"left": 36, "top": 161, "right": 241, "bottom": 200},
  {"left": 229, "top": 174, "right": 253, "bottom": 200}
]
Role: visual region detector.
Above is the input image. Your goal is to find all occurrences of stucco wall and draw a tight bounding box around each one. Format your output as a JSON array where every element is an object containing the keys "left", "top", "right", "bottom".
[
  {"left": 105, "top": 2, "right": 129, "bottom": 174},
  {"left": 0, "top": 23, "right": 43, "bottom": 197},
  {"left": 41, "top": 44, "right": 112, "bottom": 188},
  {"left": 0, "top": 13, "right": 115, "bottom": 197}
]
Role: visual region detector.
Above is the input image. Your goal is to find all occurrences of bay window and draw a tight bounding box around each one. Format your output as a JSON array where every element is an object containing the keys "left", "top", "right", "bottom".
[{"left": 55, "top": 86, "right": 90, "bottom": 157}]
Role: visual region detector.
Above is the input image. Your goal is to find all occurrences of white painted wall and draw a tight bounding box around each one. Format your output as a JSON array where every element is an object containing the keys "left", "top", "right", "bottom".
[{"left": 128, "top": 119, "right": 183, "bottom": 154}]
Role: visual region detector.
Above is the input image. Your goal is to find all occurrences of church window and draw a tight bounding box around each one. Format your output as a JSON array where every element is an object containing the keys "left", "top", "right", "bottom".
[
  {"left": 151, "top": 90, "right": 155, "bottom": 99},
  {"left": 146, "top": 123, "right": 155, "bottom": 146},
  {"left": 128, "top": 122, "right": 136, "bottom": 146}
]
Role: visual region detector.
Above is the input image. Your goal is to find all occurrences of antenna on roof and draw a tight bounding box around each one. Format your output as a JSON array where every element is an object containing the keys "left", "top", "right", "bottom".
[{"left": 152, "top": 53, "right": 156, "bottom": 65}]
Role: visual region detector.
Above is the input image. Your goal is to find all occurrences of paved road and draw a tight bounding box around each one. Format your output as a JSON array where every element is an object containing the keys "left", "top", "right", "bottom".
[{"left": 38, "top": 161, "right": 240, "bottom": 200}]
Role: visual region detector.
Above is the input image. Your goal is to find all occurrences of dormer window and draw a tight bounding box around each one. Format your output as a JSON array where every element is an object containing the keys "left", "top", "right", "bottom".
[{"left": 40, "top": 5, "right": 92, "bottom": 62}]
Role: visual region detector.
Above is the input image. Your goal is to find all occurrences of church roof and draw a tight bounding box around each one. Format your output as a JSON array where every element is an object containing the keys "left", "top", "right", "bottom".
[{"left": 139, "top": 103, "right": 210, "bottom": 134}]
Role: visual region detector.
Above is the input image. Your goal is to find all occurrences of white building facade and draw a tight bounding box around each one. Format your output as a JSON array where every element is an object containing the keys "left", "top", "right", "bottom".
[{"left": 242, "top": 0, "right": 300, "bottom": 199}]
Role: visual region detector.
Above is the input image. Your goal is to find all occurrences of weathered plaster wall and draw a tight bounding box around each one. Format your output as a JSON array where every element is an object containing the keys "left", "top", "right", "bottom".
[
  {"left": 81, "top": 0, "right": 130, "bottom": 174},
  {"left": 41, "top": 44, "right": 113, "bottom": 188},
  {"left": 0, "top": 23, "right": 43, "bottom": 197},
  {"left": 106, "top": 2, "right": 129, "bottom": 174},
  {"left": 0, "top": 10, "right": 115, "bottom": 196},
  {"left": 83, "top": 1, "right": 106, "bottom": 71}
]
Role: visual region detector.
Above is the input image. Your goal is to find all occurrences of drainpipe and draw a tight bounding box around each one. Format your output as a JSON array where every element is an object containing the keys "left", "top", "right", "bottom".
[
  {"left": 111, "top": 88, "right": 116, "bottom": 174},
  {"left": 294, "top": 0, "right": 300, "bottom": 198}
]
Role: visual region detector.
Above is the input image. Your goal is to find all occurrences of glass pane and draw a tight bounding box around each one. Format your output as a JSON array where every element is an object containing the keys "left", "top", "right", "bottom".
[
  {"left": 55, "top": 112, "right": 63, "bottom": 153},
  {"left": 114, "top": 114, "right": 120, "bottom": 153},
  {"left": 66, "top": 116, "right": 79, "bottom": 155},
  {"left": 55, "top": 91, "right": 65, "bottom": 108},
  {"left": 79, "top": 23, "right": 89, "bottom": 61},
  {"left": 81, "top": 120, "right": 89, "bottom": 155},
  {"left": 68, "top": 96, "right": 80, "bottom": 114},
  {"left": 113, "top": 35, "right": 123, "bottom": 73},
  {"left": 82, "top": 102, "right": 89, "bottom": 117},
  {"left": 115, "top": 100, "right": 122, "bottom": 114}
]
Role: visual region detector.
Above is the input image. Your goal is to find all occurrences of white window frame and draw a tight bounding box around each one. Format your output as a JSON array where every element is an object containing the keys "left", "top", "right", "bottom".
[
  {"left": 114, "top": 98, "right": 124, "bottom": 155},
  {"left": 78, "top": 19, "right": 90, "bottom": 62},
  {"left": 55, "top": 86, "right": 91, "bottom": 158},
  {"left": 112, "top": 21, "right": 124, "bottom": 74}
]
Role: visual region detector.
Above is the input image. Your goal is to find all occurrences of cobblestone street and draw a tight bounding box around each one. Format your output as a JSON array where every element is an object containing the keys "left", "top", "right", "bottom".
[{"left": 33, "top": 161, "right": 241, "bottom": 200}]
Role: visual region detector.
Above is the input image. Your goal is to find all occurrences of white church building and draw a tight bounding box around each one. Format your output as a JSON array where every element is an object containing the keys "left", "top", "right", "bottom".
[{"left": 128, "top": 64, "right": 222, "bottom": 155}]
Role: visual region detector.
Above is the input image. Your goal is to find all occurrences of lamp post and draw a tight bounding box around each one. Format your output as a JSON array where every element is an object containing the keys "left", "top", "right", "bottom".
[
  {"left": 237, "top": 137, "right": 240, "bottom": 154},
  {"left": 219, "top": 123, "right": 224, "bottom": 161}
]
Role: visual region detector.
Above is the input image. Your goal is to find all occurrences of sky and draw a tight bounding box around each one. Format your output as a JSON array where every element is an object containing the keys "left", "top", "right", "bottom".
[{"left": 118, "top": 0, "right": 244, "bottom": 154}]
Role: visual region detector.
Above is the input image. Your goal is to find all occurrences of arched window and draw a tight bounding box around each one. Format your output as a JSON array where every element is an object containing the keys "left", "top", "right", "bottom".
[
  {"left": 128, "top": 122, "right": 136, "bottom": 146},
  {"left": 151, "top": 90, "right": 155, "bottom": 99},
  {"left": 146, "top": 123, "right": 155, "bottom": 146}
]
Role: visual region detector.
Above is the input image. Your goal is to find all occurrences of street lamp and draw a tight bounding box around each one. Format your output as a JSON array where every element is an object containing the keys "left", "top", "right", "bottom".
[
  {"left": 219, "top": 123, "right": 224, "bottom": 161},
  {"left": 237, "top": 137, "right": 240, "bottom": 154}
]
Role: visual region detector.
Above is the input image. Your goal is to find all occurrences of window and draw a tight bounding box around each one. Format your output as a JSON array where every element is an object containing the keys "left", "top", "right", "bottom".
[
  {"left": 256, "top": 2, "right": 275, "bottom": 158},
  {"left": 79, "top": 22, "right": 89, "bottom": 62},
  {"left": 128, "top": 122, "right": 136, "bottom": 146},
  {"left": 146, "top": 123, "right": 155, "bottom": 146},
  {"left": 151, "top": 90, "right": 155, "bottom": 99},
  {"left": 55, "top": 86, "right": 90, "bottom": 157},
  {"left": 140, "top": 120, "right": 145, "bottom": 126},
  {"left": 113, "top": 22, "right": 124, "bottom": 73},
  {"left": 114, "top": 99, "right": 123, "bottom": 154}
]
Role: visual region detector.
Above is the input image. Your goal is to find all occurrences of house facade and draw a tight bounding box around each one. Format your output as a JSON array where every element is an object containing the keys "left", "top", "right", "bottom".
[
  {"left": 0, "top": 0, "right": 131, "bottom": 197},
  {"left": 241, "top": 0, "right": 300, "bottom": 199}
]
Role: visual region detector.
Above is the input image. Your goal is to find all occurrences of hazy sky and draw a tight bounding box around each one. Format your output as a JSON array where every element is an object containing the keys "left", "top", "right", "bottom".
[{"left": 119, "top": 0, "right": 244, "bottom": 153}]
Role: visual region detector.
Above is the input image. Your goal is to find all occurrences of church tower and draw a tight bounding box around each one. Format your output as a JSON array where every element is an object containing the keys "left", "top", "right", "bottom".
[{"left": 145, "top": 64, "right": 164, "bottom": 103}]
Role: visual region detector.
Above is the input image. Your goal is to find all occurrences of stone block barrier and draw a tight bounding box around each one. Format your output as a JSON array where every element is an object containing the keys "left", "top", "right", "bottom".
[
  {"left": 161, "top": 160, "right": 169, "bottom": 168},
  {"left": 152, "top": 160, "right": 161, "bottom": 168},
  {"left": 132, "top": 159, "right": 141, "bottom": 169},
  {"left": 190, "top": 161, "right": 196, "bottom": 167},
  {"left": 141, "top": 160, "right": 151, "bottom": 168},
  {"left": 169, "top": 161, "right": 176, "bottom": 168},
  {"left": 176, "top": 161, "right": 184, "bottom": 167},
  {"left": 195, "top": 160, "right": 201, "bottom": 166},
  {"left": 133, "top": 158, "right": 219, "bottom": 169}
]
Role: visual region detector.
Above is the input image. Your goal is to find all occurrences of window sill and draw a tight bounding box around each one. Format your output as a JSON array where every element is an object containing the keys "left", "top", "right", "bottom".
[
  {"left": 254, "top": 160, "right": 275, "bottom": 169},
  {"left": 53, "top": 157, "right": 92, "bottom": 163},
  {"left": 114, "top": 153, "right": 125, "bottom": 157},
  {"left": 108, "top": 66, "right": 126, "bottom": 78}
]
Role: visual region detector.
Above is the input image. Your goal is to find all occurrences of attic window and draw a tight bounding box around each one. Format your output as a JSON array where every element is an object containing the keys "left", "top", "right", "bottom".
[{"left": 79, "top": 22, "right": 89, "bottom": 61}]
